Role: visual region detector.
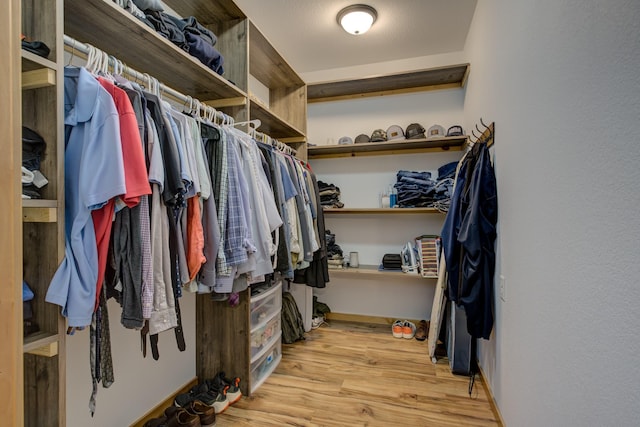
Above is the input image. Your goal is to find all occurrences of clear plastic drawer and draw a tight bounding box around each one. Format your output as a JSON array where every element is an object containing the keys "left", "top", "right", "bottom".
[
  {"left": 250, "top": 334, "right": 282, "bottom": 393},
  {"left": 250, "top": 311, "right": 281, "bottom": 359},
  {"left": 250, "top": 281, "right": 282, "bottom": 328}
]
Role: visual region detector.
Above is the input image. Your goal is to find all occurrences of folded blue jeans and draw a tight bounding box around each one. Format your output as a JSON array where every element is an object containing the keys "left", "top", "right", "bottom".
[{"left": 397, "top": 170, "right": 432, "bottom": 181}]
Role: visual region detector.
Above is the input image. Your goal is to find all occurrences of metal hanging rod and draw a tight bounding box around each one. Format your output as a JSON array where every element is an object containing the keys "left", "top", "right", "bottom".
[
  {"left": 63, "top": 34, "right": 230, "bottom": 122},
  {"left": 63, "top": 34, "right": 298, "bottom": 156}
]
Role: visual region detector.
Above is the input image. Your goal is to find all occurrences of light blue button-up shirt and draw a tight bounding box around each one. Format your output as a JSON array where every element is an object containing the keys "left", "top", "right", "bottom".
[{"left": 46, "top": 67, "right": 126, "bottom": 327}]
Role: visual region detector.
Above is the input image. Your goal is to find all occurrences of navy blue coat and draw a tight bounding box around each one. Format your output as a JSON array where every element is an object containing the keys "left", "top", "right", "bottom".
[{"left": 441, "top": 143, "right": 497, "bottom": 339}]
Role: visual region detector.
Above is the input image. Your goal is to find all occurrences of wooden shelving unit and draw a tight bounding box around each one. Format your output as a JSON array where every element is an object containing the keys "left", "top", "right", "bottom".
[
  {"left": 248, "top": 21, "right": 307, "bottom": 145},
  {"left": 17, "top": 0, "right": 67, "bottom": 425},
  {"left": 308, "top": 135, "right": 467, "bottom": 159},
  {"left": 249, "top": 97, "right": 306, "bottom": 140},
  {"left": 65, "top": 0, "right": 307, "bottom": 156},
  {"left": 64, "top": 0, "right": 247, "bottom": 103},
  {"left": 307, "top": 63, "right": 470, "bottom": 103},
  {"left": 329, "top": 264, "right": 435, "bottom": 280},
  {"left": 323, "top": 207, "right": 444, "bottom": 215}
]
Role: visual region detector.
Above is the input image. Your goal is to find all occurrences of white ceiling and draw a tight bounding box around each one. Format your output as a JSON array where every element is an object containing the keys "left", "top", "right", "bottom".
[{"left": 234, "top": 0, "right": 477, "bottom": 75}]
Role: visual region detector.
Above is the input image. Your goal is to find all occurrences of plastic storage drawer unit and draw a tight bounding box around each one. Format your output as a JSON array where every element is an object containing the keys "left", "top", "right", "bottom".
[
  {"left": 250, "top": 311, "right": 281, "bottom": 358},
  {"left": 250, "top": 334, "right": 282, "bottom": 393},
  {"left": 250, "top": 281, "right": 282, "bottom": 327}
]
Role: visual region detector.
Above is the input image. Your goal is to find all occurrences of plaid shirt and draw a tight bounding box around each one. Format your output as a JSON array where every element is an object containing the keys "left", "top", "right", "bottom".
[
  {"left": 223, "top": 132, "right": 250, "bottom": 267},
  {"left": 204, "top": 124, "right": 230, "bottom": 276},
  {"left": 139, "top": 195, "right": 153, "bottom": 319}
]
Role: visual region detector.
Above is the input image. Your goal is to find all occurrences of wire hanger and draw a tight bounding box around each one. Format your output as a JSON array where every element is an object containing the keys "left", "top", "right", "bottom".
[{"left": 66, "top": 38, "right": 76, "bottom": 66}]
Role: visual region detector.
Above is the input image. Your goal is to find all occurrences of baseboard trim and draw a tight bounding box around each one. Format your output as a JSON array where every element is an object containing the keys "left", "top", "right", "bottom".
[
  {"left": 477, "top": 365, "right": 505, "bottom": 427},
  {"left": 129, "top": 377, "right": 199, "bottom": 427},
  {"left": 325, "top": 312, "right": 424, "bottom": 326}
]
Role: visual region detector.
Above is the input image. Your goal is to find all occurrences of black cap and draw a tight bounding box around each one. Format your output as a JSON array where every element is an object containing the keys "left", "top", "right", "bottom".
[{"left": 405, "top": 123, "right": 426, "bottom": 139}]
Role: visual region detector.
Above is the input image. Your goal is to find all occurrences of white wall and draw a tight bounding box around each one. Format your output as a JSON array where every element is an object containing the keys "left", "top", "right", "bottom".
[
  {"left": 308, "top": 89, "right": 464, "bottom": 321},
  {"left": 66, "top": 293, "right": 196, "bottom": 427},
  {"left": 464, "top": 0, "right": 640, "bottom": 425}
]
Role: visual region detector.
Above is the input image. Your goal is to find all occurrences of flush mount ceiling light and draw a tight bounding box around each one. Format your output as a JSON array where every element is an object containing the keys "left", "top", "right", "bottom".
[{"left": 337, "top": 4, "right": 377, "bottom": 35}]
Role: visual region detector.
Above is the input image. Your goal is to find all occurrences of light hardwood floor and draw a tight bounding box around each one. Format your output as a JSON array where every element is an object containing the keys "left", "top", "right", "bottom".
[{"left": 216, "top": 321, "right": 500, "bottom": 426}]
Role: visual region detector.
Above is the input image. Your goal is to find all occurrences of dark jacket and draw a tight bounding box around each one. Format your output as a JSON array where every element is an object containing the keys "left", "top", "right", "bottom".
[{"left": 441, "top": 143, "right": 497, "bottom": 339}]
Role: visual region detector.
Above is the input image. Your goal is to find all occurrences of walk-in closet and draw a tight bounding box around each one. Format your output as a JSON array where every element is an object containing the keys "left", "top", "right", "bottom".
[{"left": 2, "top": 1, "right": 639, "bottom": 426}]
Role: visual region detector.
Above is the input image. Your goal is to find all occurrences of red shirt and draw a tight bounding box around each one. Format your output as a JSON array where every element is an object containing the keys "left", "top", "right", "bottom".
[{"left": 92, "top": 77, "right": 151, "bottom": 310}]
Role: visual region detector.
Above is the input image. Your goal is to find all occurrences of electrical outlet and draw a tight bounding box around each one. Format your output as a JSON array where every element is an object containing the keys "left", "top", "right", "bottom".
[{"left": 499, "top": 275, "right": 506, "bottom": 302}]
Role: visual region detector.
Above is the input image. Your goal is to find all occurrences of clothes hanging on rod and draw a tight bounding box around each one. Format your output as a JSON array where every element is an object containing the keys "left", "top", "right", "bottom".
[
  {"left": 441, "top": 120, "right": 497, "bottom": 340},
  {"left": 51, "top": 36, "right": 326, "bottom": 414}
]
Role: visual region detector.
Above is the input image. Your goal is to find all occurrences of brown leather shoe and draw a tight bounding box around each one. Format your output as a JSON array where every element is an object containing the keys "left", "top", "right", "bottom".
[
  {"left": 186, "top": 400, "right": 216, "bottom": 426},
  {"left": 143, "top": 416, "right": 168, "bottom": 427},
  {"left": 165, "top": 407, "right": 201, "bottom": 427},
  {"left": 415, "top": 320, "right": 429, "bottom": 341}
]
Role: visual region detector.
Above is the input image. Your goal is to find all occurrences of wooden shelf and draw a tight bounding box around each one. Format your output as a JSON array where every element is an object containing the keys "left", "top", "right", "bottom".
[
  {"left": 307, "top": 63, "right": 470, "bottom": 103},
  {"left": 22, "top": 201, "right": 58, "bottom": 222},
  {"left": 249, "top": 97, "right": 305, "bottom": 139},
  {"left": 64, "top": 0, "right": 247, "bottom": 102},
  {"left": 247, "top": 22, "right": 307, "bottom": 140},
  {"left": 22, "top": 68, "right": 56, "bottom": 90},
  {"left": 249, "top": 21, "right": 304, "bottom": 88},
  {"left": 162, "top": 0, "right": 245, "bottom": 25},
  {"left": 308, "top": 135, "right": 467, "bottom": 159},
  {"left": 329, "top": 264, "right": 434, "bottom": 279},
  {"left": 323, "top": 207, "right": 443, "bottom": 215},
  {"left": 23, "top": 331, "right": 59, "bottom": 357},
  {"left": 22, "top": 199, "right": 58, "bottom": 223},
  {"left": 21, "top": 50, "right": 57, "bottom": 72}
]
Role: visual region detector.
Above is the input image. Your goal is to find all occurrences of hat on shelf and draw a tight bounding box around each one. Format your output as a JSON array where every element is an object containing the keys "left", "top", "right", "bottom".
[
  {"left": 354, "top": 133, "right": 371, "bottom": 144},
  {"left": 386, "top": 125, "right": 404, "bottom": 141},
  {"left": 338, "top": 136, "right": 354, "bottom": 145},
  {"left": 446, "top": 125, "right": 464, "bottom": 137},
  {"left": 370, "top": 129, "right": 387, "bottom": 142},
  {"left": 405, "top": 123, "right": 426, "bottom": 139},
  {"left": 426, "top": 124, "right": 445, "bottom": 138}
]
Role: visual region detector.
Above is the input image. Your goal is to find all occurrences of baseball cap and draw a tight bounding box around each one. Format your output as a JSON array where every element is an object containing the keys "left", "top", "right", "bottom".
[
  {"left": 354, "top": 133, "right": 371, "bottom": 144},
  {"left": 405, "top": 123, "right": 426, "bottom": 139},
  {"left": 446, "top": 125, "right": 464, "bottom": 137},
  {"left": 427, "top": 124, "right": 445, "bottom": 138},
  {"left": 386, "top": 125, "right": 404, "bottom": 141},
  {"left": 370, "top": 129, "right": 387, "bottom": 142},
  {"left": 338, "top": 136, "right": 353, "bottom": 145}
]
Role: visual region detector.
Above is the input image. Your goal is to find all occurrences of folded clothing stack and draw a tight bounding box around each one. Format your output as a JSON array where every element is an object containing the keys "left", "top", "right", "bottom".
[
  {"left": 22, "top": 126, "right": 48, "bottom": 199},
  {"left": 21, "top": 34, "right": 50, "bottom": 58},
  {"left": 394, "top": 161, "right": 458, "bottom": 210},
  {"left": 381, "top": 253, "right": 402, "bottom": 270},
  {"left": 117, "top": 0, "right": 225, "bottom": 75},
  {"left": 318, "top": 180, "right": 344, "bottom": 209},
  {"left": 326, "top": 230, "right": 344, "bottom": 269}
]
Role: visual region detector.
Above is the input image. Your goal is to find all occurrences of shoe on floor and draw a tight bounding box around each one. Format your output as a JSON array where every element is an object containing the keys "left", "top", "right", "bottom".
[
  {"left": 415, "top": 320, "right": 428, "bottom": 341},
  {"left": 311, "top": 315, "right": 326, "bottom": 329},
  {"left": 392, "top": 320, "right": 404, "bottom": 338},
  {"left": 163, "top": 406, "right": 201, "bottom": 427},
  {"left": 175, "top": 382, "right": 227, "bottom": 415},
  {"left": 143, "top": 415, "right": 168, "bottom": 427},
  {"left": 201, "top": 379, "right": 231, "bottom": 414},
  {"left": 209, "top": 372, "right": 242, "bottom": 405},
  {"left": 402, "top": 321, "right": 416, "bottom": 339},
  {"left": 185, "top": 400, "right": 216, "bottom": 427}
]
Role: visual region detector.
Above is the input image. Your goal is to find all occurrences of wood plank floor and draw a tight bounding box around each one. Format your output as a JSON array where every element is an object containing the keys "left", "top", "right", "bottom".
[{"left": 216, "top": 321, "right": 500, "bottom": 426}]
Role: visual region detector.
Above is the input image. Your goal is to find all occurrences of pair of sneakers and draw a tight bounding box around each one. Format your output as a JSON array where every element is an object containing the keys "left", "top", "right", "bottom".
[
  {"left": 311, "top": 315, "right": 328, "bottom": 329},
  {"left": 392, "top": 320, "right": 416, "bottom": 339},
  {"left": 144, "top": 402, "right": 214, "bottom": 427},
  {"left": 175, "top": 373, "right": 241, "bottom": 415}
]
